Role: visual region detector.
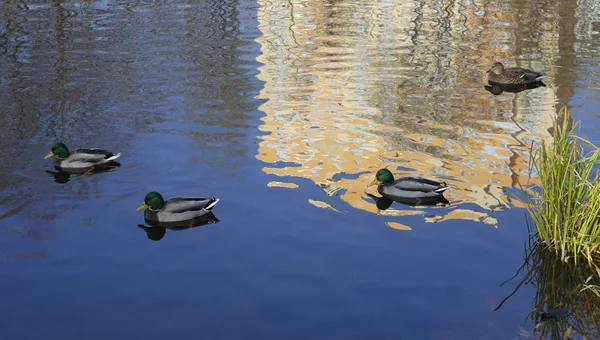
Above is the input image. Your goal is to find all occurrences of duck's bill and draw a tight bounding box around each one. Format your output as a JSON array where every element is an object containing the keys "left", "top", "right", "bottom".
[
  {"left": 136, "top": 202, "right": 148, "bottom": 211},
  {"left": 367, "top": 178, "right": 379, "bottom": 187},
  {"left": 44, "top": 151, "right": 54, "bottom": 159}
]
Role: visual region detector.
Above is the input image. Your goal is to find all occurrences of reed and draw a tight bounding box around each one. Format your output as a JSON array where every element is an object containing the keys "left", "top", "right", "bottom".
[{"left": 520, "top": 107, "right": 600, "bottom": 268}]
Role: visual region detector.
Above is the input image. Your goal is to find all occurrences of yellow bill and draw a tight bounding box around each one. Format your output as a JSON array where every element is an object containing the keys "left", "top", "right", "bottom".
[
  {"left": 44, "top": 151, "right": 54, "bottom": 159},
  {"left": 368, "top": 178, "right": 379, "bottom": 187},
  {"left": 136, "top": 202, "right": 148, "bottom": 211}
]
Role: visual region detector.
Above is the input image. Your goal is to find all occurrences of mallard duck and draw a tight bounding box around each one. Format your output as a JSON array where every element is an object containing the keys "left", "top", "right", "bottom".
[
  {"left": 368, "top": 168, "right": 450, "bottom": 203},
  {"left": 136, "top": 212, "right": 220, "bottom": 241},
  {"left": 136, "top": 192, "right": 220, "bottom": 224},
  {"left": 486, "top": 62, "right": 545, "bottom": 85},
  {"left": 44, "top": 142, "right": 121, "bottom": 174}
]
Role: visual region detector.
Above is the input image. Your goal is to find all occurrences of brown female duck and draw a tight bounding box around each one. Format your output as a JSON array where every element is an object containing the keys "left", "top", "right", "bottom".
[{"left": 486, "top": 62, "right": 545, "bottom": 85}]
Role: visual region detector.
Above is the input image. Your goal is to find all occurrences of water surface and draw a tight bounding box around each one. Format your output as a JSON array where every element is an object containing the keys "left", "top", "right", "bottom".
[{"left": 1, "top": 0, "right": 599, "bottom": 339}]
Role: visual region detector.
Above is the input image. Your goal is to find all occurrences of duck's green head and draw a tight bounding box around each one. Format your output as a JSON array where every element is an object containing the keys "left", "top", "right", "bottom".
[
  {"left": 45, "top": 142, "right": 69, "bottom": 159},
  {"left": 137, "top": 192, "right": 165, "bottom": 211},
  {"left": 489, "top": 62, "right": 504, "bottom": 75},
  {"left": 368, "top": 168, "right": 395, "bottom": 186}
]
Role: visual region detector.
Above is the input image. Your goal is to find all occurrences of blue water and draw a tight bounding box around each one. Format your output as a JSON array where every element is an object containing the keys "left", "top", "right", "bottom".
[{"left": 1, "top": 0, "right": 598, "bottom": 339}]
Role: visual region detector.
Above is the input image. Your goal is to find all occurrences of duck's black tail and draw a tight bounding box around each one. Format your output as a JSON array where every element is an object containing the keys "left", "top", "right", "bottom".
[
  {"left": 434, "top": 184, "right": 450, "bottom": 194},
  {"left": 206, "top": 198, "right": 220, "bottom": 210}
]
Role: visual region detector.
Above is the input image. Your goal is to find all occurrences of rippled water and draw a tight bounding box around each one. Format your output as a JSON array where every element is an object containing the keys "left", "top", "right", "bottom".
[{"left": 1, "top": 0, "right": 599, "bottom": 339}]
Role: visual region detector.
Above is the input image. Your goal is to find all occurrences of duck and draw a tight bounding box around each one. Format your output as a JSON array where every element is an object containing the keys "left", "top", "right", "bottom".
[
  {"left": 136, "top": 191, "right": 220, "bottom": 224},
  {"left": 486, "top": 62, "right": 545, "bottom": 85},
  {"left": 44, "top": 142, "right": 121, "bottom": 174},
  {"left": 368, "top": 168, "right": 450, "bottom": 204}
]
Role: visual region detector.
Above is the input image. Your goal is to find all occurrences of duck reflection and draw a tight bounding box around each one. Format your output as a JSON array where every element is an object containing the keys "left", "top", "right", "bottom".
[
  {"left": 136, "top": 212, "right": 220, "bottom": 241},
  {"left": 45, "top": 170, "right": 71, "bottom": 184},
  {"left": 45, "top": 162, "right": 121, "bottom": 184},
  {"left": 367, "top": 193, "right": 449, "bottom": 210},
  {"left": 484, "top": 81, "right": 546, "bottom": 95}
]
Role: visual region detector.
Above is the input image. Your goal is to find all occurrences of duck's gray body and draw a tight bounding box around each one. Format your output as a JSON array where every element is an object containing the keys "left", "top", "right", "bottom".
[
  {"left": 143, "top": 197, "right": 220, "bottom": 224},
  {"left": 377, "top": 176, "right": 449, "bottom": 202},
  {"left": 487, "top": 64, "right": 545, "bottom": 85},
  {"left": 54, "top": 148, "right": 121, "bottom": 173}
]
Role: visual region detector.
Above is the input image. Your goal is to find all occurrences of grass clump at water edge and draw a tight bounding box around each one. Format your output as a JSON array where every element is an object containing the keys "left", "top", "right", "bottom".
[{"left": 520, "top": 107, "right": 600, "bottom": 270}]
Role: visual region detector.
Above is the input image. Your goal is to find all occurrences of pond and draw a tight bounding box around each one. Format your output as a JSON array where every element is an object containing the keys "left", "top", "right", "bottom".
[{"left": 1, "top": 0, "right": 599, "bottom": 338}]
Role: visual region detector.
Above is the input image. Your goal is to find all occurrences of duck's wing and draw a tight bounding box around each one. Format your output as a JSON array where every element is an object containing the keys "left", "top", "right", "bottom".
[
  {"left": 393, "top": 177, "right": 449, "bottom": 193},
  {"left": 162, "top": 197, "right": 220, "bottom": 213},
  {"left": 62, "top": 149, "right": 121, "bottom": 168},
  {"left": 506, "top": 67, "right": 545, "bottom": 83}
]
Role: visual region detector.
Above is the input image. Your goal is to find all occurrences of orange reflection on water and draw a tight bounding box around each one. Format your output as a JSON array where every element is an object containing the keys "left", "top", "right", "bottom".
[{"left": 255, "top": 0, "right": 568, "bottom": 228}]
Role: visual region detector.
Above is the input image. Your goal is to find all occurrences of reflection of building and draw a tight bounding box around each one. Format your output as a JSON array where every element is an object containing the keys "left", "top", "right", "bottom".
[{"left": 255, "top": 0, "right": 576, "bottom": 227}]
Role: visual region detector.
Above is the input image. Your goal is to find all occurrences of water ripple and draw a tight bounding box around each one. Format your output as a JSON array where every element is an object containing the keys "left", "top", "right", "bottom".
[{"left": 254, "top": 0, "right": 594, "bottom": 227}]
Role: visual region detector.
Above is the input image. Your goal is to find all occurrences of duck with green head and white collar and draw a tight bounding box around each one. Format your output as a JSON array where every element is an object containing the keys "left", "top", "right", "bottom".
[
  {"left": 44, "top": 142, "right": 121, "bottom": 174},
  {"left": 137, "top": 192, "right": 220, "bottom": 225},
  {"left": 368, "top": 168, "right": 450, "bottom": 205}
]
